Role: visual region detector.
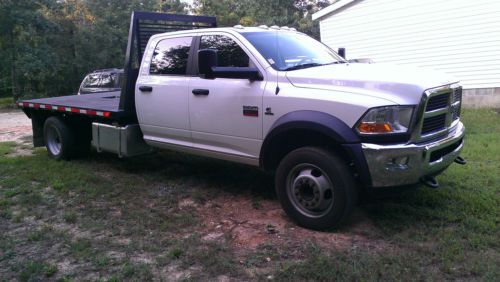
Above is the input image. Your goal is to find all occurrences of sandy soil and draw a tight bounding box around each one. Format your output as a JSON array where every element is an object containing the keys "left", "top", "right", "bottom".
[
  {"left": 0, "top": 109, "right": 32, "bottom": 142},
  {"left": 182, "top": 194, "right": 389, "bottom": 256}
]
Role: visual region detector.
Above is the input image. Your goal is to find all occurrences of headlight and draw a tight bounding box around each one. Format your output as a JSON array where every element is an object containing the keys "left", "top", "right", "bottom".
[{"left": 356, "top": 106, "right": 414, "bottom": 135}]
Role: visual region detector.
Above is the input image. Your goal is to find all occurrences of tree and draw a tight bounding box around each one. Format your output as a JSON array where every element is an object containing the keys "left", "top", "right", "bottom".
[
  {"left": 161, "top": 0, "right": 188, "bottom": 14},
  {"left": 193, "top": 0, "right": 331, "bottom": 38},
  {"left": 0, "top": 0, "right": 332, "bottom": 100},
  {"left": 0, "top": 0, "right": 60, "bottom": 100}
]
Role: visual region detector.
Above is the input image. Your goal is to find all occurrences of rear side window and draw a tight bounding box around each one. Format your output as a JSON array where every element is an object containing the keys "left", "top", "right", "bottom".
[
  {"left": 150, "top": 37, "right": 192, "bottom": 75},
  {"left": 200, "top": 35, "right": 250, "bottom": 68}
]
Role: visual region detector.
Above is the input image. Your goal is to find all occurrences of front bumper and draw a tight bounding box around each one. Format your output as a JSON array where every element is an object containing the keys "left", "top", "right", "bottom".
[{"left": 362, "top": 121, "right": 465, "bottom": 187}]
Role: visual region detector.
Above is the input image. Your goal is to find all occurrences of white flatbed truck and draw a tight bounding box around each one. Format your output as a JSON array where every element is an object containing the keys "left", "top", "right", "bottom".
[{"left": 19, "top": 11, "right": 466, "bottom": 230}]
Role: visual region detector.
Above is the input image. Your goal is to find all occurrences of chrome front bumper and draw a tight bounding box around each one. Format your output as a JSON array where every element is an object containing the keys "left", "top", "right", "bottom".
[{"left": 362, "top": 122, "right": 465, "bottom": 187}]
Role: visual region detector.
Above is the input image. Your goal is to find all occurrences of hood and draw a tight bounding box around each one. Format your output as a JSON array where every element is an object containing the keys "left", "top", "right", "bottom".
[{"left": 285, "top": 63, "right": 457, "bottom": 105}]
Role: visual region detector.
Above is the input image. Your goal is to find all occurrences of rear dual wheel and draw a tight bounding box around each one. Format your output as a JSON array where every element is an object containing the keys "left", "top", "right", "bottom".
[
  {"left": 275, "top": 147, "right": 357, "bottom": 230},
  {"left": 44, "top": 117, "right": 89, "bottom": 160}
]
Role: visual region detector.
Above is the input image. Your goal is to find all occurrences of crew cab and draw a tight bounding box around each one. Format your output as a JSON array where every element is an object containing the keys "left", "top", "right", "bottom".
[{"left": 19, "top": 12, "right": 466, "bottom": 230}]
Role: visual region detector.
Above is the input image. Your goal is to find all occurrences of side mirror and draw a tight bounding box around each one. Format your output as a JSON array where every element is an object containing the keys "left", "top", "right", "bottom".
[
  {"left": 338, "top": 47, "right": 346, "bottom": 59},
  {"left": 198, "top": 49, "right": 218, "bottom": 79}
]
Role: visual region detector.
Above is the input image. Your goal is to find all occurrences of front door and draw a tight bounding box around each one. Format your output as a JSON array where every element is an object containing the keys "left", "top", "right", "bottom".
[{"left": 189, "top": 34, "right": 265, "bottom": 160}]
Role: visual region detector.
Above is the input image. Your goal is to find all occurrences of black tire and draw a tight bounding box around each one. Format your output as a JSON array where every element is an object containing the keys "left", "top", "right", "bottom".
[
  {"left": 275, "top": 147, "right": 357, "bottom": 230},
  {"left": 43, "top": 117, "right": 77, "bottom": 160}
]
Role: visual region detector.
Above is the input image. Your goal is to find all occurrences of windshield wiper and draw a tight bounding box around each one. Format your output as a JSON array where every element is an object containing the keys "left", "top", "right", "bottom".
[
  {"left": 283, "top": 63, "right": 325, "bottom": 71},
  {"left": 283, "top": 62, "right": 345, "bottom": 71}
]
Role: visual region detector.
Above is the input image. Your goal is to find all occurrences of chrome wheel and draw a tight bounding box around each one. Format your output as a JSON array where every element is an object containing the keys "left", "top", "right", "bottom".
[
  {"left": 286, "top": 164, "right": 334, "bottom": 218},
  {"left": 46, "top": 126, "right": 62, "bottom": 156}
]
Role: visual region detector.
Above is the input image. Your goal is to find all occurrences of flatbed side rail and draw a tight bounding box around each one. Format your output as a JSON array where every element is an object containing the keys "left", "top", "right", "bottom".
[
  {"left": 18, "top": 101, "right": 112, "bottom": 119},
  {"left": 120, "top": 11, "right": 217, "bottom": 116}
]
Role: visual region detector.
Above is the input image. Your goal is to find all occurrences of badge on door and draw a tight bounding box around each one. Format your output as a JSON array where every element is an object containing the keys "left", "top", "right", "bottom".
[{"left": 243, "top": 106, "right": 259, "bottom": 117}]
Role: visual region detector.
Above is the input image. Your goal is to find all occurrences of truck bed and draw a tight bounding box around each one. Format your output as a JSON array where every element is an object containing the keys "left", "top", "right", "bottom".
[{"left": 18, "top": 92, "right": 128, "bottom": 121}]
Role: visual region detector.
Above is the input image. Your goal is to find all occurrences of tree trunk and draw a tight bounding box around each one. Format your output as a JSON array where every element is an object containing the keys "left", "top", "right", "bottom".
[
  {"left": 9, "top": 27, "right": 20, "bottom": 101},
  {"left": 70, "top": 27, "right": 79, "bottom": 94}
]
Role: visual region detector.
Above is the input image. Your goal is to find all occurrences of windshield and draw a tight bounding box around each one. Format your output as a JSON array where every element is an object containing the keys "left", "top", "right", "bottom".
[{"left": 242, "top": 31, "right": 345, "bottom": 71}]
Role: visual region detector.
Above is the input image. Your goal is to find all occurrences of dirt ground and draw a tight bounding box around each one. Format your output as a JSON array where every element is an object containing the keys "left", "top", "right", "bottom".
[
  {"left": 189, "top": 195, "right": 387, "bottom": 254},
  {"left": 0, "top": 109, "right": 32, "bottom": 143}
]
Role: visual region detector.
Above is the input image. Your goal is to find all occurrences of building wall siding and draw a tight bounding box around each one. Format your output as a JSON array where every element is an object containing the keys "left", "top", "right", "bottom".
[{"left": 319, "top": 0, "right": 500, "bottom": 89}]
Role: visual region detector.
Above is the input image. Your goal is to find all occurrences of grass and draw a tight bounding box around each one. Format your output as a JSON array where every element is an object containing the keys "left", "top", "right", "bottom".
[
  {"left": 18, "top": 261, "right": 58, "bottom": 281},
  {"left": 0, "top": 141, "right": 16, "bottom": 156},
  {"left": 0, "top": 97, "right": 15, "bottom": 109},
  {"left": 0, "top": 109, "right": 498, "bottom": 280}
]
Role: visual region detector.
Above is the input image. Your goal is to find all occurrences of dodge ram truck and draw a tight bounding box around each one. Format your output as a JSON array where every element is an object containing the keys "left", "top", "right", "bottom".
[{"left": 19, "top": 12, "right": 466, "bottom": 230}]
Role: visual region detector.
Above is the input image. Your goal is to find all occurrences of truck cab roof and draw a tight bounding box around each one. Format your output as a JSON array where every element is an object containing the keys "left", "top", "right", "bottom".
[{"left": 149, "top": 26, "right": 302, "bottom": 40}]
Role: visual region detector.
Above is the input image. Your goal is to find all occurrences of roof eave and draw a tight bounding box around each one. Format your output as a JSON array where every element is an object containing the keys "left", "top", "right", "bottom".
[{"left": 312, "top": 0, "right": 358, "bottom": 21}]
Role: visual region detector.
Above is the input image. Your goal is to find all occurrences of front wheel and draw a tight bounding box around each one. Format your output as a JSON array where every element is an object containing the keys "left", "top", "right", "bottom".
[{"left": 275, "top": 147, "right": 357, "bottom": 230}]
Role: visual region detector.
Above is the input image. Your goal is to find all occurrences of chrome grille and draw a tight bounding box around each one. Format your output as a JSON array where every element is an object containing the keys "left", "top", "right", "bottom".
[
  {"left": 451, "top": 87, "right": 462, "bottom": 121},
  {"left": 426, "top": 94, "right": 449, "bottom": 111},
  {"left": 413, "top": 84, "right": 462, "bottom": 142},
  {"left": 421, "top": 114, "right": 447, "bottom": 135}
]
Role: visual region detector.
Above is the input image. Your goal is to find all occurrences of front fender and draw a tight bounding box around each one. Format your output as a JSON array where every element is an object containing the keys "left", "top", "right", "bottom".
[
  {"left": 263, "top": 110, "right": 360, "bottom": 146},
  {"left": 260, "top": 110, "right": 372, "bottom": 187}
]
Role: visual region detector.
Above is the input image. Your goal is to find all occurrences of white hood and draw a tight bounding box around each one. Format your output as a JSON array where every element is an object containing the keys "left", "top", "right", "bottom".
[{"left": 285, "top": 63, "right": 457, "bottom": 105}]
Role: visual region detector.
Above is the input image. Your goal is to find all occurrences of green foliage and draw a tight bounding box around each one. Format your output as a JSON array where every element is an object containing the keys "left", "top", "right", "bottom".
[
  {"left": 0, "top": 0, "right": 165, "bottom": 99},
  {"left": 0, "top": 96, "right": 14, "bottom": 108},
  {"left": 0, "top": 1, "right": 330, "bottom": 99},
  {"left": 194, "top": 0, "right": 331, "bottom": 38}
]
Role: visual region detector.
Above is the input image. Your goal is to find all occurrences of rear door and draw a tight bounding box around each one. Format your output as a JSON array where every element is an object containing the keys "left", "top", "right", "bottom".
[
  {"left": 136, "top": 36, "right": 194, "bottom": 146},
  {"left": 188, "top": 33, "right": 266, "bottom": 161}
]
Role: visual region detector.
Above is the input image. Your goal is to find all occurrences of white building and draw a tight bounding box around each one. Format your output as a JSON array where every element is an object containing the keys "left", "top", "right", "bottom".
[{"left": 313, "top": 0, "right": 500, "bottom": 107}]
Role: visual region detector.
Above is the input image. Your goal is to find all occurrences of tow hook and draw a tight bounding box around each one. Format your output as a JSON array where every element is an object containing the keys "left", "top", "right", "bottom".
[
  {"left": 421, "top": 176, "right": 439, "bottom": 189},
  {"left": 455, "top": 156, "right": 467, "bottom": 165}
]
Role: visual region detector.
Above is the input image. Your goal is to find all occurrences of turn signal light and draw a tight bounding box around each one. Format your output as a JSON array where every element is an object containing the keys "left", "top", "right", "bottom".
[{"left": 358, "top": 122, "right": 393, "bottom": 133}]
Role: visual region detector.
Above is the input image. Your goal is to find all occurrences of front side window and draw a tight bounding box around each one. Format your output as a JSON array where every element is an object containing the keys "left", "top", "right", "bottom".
[
  {"left": 200, "top": 35, "right": 250, "bottom": 69},
  {"left": 150, "top": 37, "right": 192, "bottom": 75}
]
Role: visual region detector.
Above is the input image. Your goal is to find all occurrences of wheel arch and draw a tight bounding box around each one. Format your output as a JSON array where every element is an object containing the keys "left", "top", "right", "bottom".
[{"left": 260, "top": 110, "right": 372, "bottom": 187}]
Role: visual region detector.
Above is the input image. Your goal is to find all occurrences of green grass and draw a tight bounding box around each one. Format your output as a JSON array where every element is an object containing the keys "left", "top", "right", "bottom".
[
  {"left": 18, "top": 261, "right": 58, "bottom": 281},
  {"left": 0, "top": 141, "right": 16, "bottom": 155},
  {"left": 0, "top": 109, "right": 498, "bottom": 280},
  {"left": 0, "top": 97, "right": 15, "bottom": 109}
]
